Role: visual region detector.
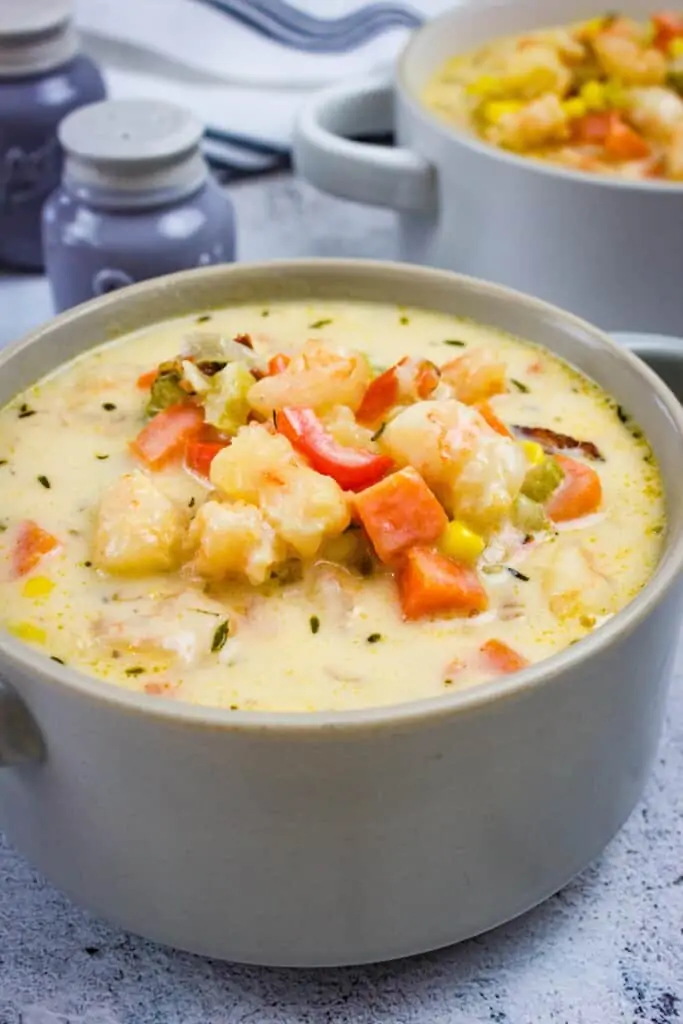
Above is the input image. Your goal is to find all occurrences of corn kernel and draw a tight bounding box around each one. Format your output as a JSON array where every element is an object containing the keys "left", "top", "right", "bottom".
[
  {"left": 481, "top": 100, "right": 522, "bottom": 123},
  {"left": 467, "top": 75, "right": 502, "bottom": 97},
  {"left": 580, "top": 80, "right": 607, "bottom": 111},
  {"left": 7, "top": 622, "right": 47, "bottom": 645},
  {"left": 562, "top": 97, "right": 587, "bottom": 120},
  {"left": 669, "top": 37, "right": 683, "bottom": 58},
  {"left": 521, "top": 441, "right": 545, "bottom": 466},
  {"left": 439, "top": 521, "right": 486, "bottom": 563},
  {"left": 21, "top": 576, "right": 54, "bottom": 599},
  {"left": 603, "top": 79, "right": 628, "bottom": 108}
]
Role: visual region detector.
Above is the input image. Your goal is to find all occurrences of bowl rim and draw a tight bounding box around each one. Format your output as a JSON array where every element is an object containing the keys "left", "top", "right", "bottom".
[
  {"left": 395, "top": 1, "right": 683, "bottom": 194},
  {"left": 1, "top": 257, "right": 682, "bottom": 735}
]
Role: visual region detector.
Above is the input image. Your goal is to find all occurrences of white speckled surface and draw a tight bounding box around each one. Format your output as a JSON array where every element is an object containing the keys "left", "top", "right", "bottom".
[{"left": 0, "top": 175, "right": 682, "bottom": 1023}]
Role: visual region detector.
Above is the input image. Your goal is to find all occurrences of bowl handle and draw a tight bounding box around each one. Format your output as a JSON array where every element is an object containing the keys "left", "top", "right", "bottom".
[
  {"left": 293, "top": 76, "right": 434, "bottom": 212},
  {"left": 0, "top": 677, "right": 44, "bottom": 766}
]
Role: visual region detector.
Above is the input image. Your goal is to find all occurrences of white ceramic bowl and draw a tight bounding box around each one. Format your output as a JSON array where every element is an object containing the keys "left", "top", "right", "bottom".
[
  {"left": 294, "top": 0, "right": 683, "bottom": 335},
  {"left": 1, "top": 260, "right": 683, "bottom": 968}
]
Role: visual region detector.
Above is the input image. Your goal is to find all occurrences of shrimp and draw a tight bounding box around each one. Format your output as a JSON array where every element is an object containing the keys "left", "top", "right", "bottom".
[
  {"left": 92, "top": 590, "right": 229, "bottom": 665},
  {"left": 92, "top": 470, "right": 187, "bottom": 575},
  {"left": 541, "top": 543, "right": 614, "bottom": 621},
  {"left": 626, "top": 87, "right": 683, "bottom": 142},
  {"left": 497, "top": 43, "right": 572, "bottom": 100},
  {"left": 323, "top": 405, "right": 377, "bottom": 451},
  {"left": 248, "top": 340, "right": 371, "bottom": 417},
  {"left": 440, "top": 350, "right": 507, "bottom": 404},
  {"left": 187, "top": 500, "right": 285, "bottom": 585},
  {"left": 488, "top": 94, "right": 569, "bottom": 151},
  {"left": 592, "top": 32, "right": 666, "bottom": 87},
  {"left": 210, "top": 424, "right": 350, "bottom": 559},
  {"left": 381, "top": 400, "right": 527, "bottom": 531}
]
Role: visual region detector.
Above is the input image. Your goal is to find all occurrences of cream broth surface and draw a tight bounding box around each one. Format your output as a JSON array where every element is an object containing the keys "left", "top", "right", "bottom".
[{"left": 0, "top": 301, "right": 665, "bottom": 712}]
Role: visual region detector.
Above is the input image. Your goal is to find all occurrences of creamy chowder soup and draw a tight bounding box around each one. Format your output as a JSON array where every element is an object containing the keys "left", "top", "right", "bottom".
[
  {"left": 0, "top": 301, "right": 664, "bottom": 712},
  {"left": 424, "top": 12, "right": 683, "bottom": 180}
]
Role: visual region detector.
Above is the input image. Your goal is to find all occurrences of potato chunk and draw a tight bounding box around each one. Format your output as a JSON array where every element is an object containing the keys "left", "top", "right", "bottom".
[
  {"left": 210, "top": 424, "right": 350, "bottom": 558},
  {"left": 187, "top": 500, "right": 285, "bottom": 585},
  {"left": 92, "top": 470, "right": 186, "bottom": 574}
]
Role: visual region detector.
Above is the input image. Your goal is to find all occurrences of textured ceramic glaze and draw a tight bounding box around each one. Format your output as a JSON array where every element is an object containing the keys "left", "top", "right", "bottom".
[
  {"left": 0, "top": 55, "right": 105, "bottom": 270},
  {"left": 42, "top": 100, "right": 236, "bottom": 312},
  {"left": 293, "top": 0, "right": 683, "bottom": 335},
  {"left": 0, "top": 261, "right": 682, "bottom": 967}
]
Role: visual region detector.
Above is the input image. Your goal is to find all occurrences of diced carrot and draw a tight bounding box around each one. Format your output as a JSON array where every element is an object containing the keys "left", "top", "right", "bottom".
[
  {"left": 398, "top": 546, "right": 488, "bottom": 620},
  {"left": 185, "top": 440, "right": 229, "bottom": 479},
  {"left": 652, "top": 10, "right": 683, "bottom": 50},
  {"left": 475, "top": 400, "right": 512, "bottom": 437},
  {"left": 353, "top": 467, "right": 448, "bottom": 563},
  {"left": 546, "top": 454, "right": 602, "bottom": 522},
  {"left": 136, "top": 369, "right": 158, "bottom": 389},
  {"left": 570, "top": 111, "right": 613, "bottom": 145},
  {"left": 604, "top": 118, "right": 650, "bottom": 161},
  {"left": 480, "top": 639, "right": 529, "bottom": 674},
  {"left": 130, "top": 402, "right": 204, "bottom": 470},
  {"left": 356, "top": 366, "right": 400, "bottom": 425},
  {"left": 12, "top": 520, "right": 60, "bottom": 578},
  {"left": 267, "top": 354, "right": 290, "bottom": 375}
]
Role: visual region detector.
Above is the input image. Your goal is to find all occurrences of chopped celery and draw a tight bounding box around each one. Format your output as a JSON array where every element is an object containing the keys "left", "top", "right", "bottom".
[
  {"left": 146, "top": 365, "right": 187, "bottom": 417},
  {"left": 203, "top": 362, "right": 254, "bottom": 434},
  {"left": 512, "top": 494, "right": 549, "bottom": 533},
  {"left": 521, "top": 457, "right": 564, "bottom": 503}
]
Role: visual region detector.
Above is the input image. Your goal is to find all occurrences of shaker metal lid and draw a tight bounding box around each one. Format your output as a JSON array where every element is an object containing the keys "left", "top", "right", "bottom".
[
  {"left": 60, "top": 99, "right": 208, "bottom": 206},
  {"left": 0, "top": 0, "right": 77, "bottom": 75}
]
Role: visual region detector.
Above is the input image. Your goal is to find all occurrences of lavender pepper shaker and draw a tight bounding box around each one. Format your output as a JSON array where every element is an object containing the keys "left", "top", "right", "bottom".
[
  {"left": 42, "top": 99, "right": 237, "bottom": 312},
  {"left": 0, "top": 0, "right": 106, "bottom": 270}
]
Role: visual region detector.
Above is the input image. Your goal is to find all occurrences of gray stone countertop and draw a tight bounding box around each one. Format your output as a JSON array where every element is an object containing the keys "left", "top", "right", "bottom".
[{"left": 0, "top": 175, "right": 681, "bottom": 1024}]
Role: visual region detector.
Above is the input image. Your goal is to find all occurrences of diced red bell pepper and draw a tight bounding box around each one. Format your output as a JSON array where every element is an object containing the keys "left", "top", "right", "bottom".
[
  {"left": 185, "top": 440, "right": 229, "bottom": 479},
  {"left": 652, "top": 10, "right": 683, "bottom": 50},
  {"left": 275, "top": 406, "right": 393, "bottom": 491}
]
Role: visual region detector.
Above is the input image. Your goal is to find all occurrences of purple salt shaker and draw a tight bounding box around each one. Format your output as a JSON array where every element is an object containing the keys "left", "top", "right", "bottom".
[
  {"left": 0, "top": 0, "right": 106, "bottom": 270},
  {"left": 42, "top": 99, "right": 237, "bottom": 312}
]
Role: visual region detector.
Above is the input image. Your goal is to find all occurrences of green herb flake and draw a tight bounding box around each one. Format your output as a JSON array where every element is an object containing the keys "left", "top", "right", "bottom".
[
  {"left": 95, "top": 454, "right": 109, "bottom": 460},
  {"left": 399, "top": 316, "right": 410, "bottom": 326},
  {"left": 230, "top": 703, "right": 240, "bottom": 710},
  {"left": 0, "top": 459, "right": 7, "bottom": 466},
  {"left": 18, "top": 403, "right": 36, "bottom": 419},
  {"left": 272, "top": 410, "right": 277, "bottom": 427},
  {"left": 366, "top": 632, "right": 383, "bottom": 644},
  {"left": 261, "top": 309, "right": 270, "bottom": 318},
  {"left": 37, "top": 475, "right": 51, "bottom": 489},
  {"left": 507, "top": 566, "right": 530, "bottom": 582},
  {"left": 309, "top": 318, "right": 333, "bottom": 329},
  {"left": 371, "top": 422, "right": 387, "bottom": 442},
  {"left": 616, "top": 404, "right": 629, "bottom": 424},
  {"left": 188, "top": 497, "right": 196, "bottom": 508},
  {"left": 0, "top": 523, "right": 8, "bottom": 533},
  {"left": 211, "top": 619, "right": 230, "bottom": 652},
  {"left": 444, "top": 678, "right": 453, "bottom": 687},
  {"left": 443, "top": 339, "right": 466, "bottom": 347},
  {"left": 195, "top": 314, "right": 212, "bottom": 323},
  {"left": 511, "top": 379, "right": 530, "bottom": 394},
  {"left": 50, "top": 656, "right": 65, "bottom": 665},
  {"left": 125, "top": 666, "right": 144, "bottom": 677},
  {"left": 102, "top": 402, "right": 117, "bottom": 412},
  {"left": 310, "top": 615, "right": 321, "bottom": 635}
]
